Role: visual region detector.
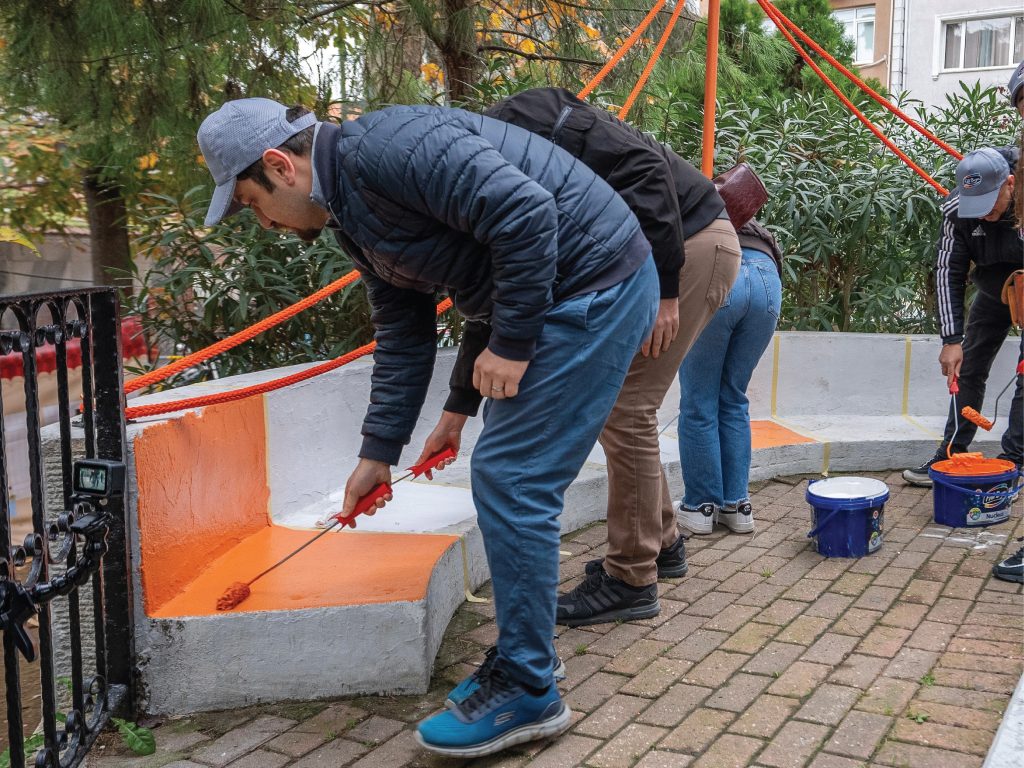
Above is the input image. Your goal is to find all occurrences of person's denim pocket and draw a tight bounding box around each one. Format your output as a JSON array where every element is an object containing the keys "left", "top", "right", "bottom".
[{"left": 756, "top": 262, "right": 782, "bottom": 320}]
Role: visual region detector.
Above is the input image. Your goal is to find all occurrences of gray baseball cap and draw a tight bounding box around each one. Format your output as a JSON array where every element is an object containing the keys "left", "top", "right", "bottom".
[
  {"left": 955, "top": 148, "right": 1010, "bottom": 219},
  {"left": 197, "top": 98, "right": 317, "bottom": 226},
  {"left": 1010, "top": 59, "right": 1024, "bottom": 106}
]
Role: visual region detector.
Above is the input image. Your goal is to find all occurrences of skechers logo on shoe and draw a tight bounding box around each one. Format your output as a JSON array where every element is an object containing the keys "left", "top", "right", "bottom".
[{"left": 494, "top": 711, "right": 516, "bottom": 726}]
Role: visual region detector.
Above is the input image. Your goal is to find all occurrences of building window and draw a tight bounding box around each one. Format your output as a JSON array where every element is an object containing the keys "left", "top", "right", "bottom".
[
  {"left": 834, "top": 6, "right": 875, "bottom": 65},
  {"left": 942, "top": 15, "right": 1024, "bottom": 70}
]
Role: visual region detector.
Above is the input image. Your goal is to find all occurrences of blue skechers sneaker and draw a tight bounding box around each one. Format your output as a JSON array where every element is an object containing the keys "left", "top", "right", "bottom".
[
  {"left": 446, "top": 645, "right": 566, "bottom": 709},
  {"left": 417, "top": 666, "right": 571, "bottom": 757}
]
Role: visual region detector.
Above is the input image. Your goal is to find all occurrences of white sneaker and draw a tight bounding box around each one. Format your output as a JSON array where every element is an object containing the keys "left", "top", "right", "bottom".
[
  {"left": 679, "top": 502, "right": 716, "bottom": 535},
  {"left": 719, "top": 500, "right": 755, "bottom": 534}
]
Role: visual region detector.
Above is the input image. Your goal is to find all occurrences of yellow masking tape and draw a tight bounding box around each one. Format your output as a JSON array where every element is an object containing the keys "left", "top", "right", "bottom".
[{"left": 460, "top": 536, "right": 489, "bottom": 603}]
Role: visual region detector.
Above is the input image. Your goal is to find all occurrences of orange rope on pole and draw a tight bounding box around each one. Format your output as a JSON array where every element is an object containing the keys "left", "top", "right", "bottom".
[
  {"left": 756, "top": 0, "right": 961, "bottom": 161},
  {"left": 618, "top": 0, "right": 687, "bottom": 120},
  {"left": 760, "top": 1, "right": 948, "bottom": 196},
  {"left": 578, "top": 0, "right": 667, "bottom": 99},
  {"left": 125, "top": 268, "right": 362, "bottom": 393},
  {"left": 701, "top": 0, "right": 722, "bottom": 177},
  {"left": 125, "top": 298, "right": 455, "bottom": 420}
]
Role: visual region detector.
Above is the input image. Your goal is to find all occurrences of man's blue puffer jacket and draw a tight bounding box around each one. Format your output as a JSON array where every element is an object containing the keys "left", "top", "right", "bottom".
[{"left": 312, "top": 105, "right": 650, "bottom": 464}]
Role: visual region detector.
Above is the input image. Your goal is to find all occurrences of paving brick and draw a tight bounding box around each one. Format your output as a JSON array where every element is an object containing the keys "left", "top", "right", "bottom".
[
  {"left": 905, "top": 620, "right": 957, "bottom": 652},
  {"left": 632, "top": 750, "right": 693, "bottom": 768},
  {"left": 794, "top": 684, "right": 860, "bottom": 725},
  {"left": 890, "top": 718, "right": 994, "bottom": 756},
  {"left": 832, "top": 608, "right": 883, "bottom": 637},
  {"left": 718, "top": 571, "right": 767, "bottom": 594},
  {"left": 728, "top": 694, "right": 798, "bottom": 739},
  {"left": 585, "top": 723, "right": 667, "bottom": 768},
  {"left": 586, "top": 624, "right": 653, "bottom": 656},
  {"left": 755, "top": 599, "right": 807, "bottom": 627},
  {"left": 807, "top": 755, "right": 867, "bottom": 768},
  {"left": 945, "top": 637, "right": 1024, "bottom": 657},
  {"left": 800, "top": 633, "right": 859, "bottom": 665},
  {"left": 884, "top": 648, "right": 938, "bottom": 681},
  {"left": 564, "top": 672, "right": 629, "bottom": 713},
  {"left": 698, "top": 559, "right": 746, "bottom": 582},
  {"left": 684, "top": 651, "right": 750, "bottom": 688},
  {"left": 853, "top": 586, "right": 900, "bottom": 612},
  {"left": 925, "top": 597, "right": 972, "bottom": 624},
  {"left": 702, "top": 604, "right": 761, "bottom": 633},
  {"left": 350, "top": 731, "right": 421, "bottom": 768},
  {"left": 346, "top": 716, "right": 404, "bottom": 746},
  {"left": 665, "top": 577, "right": 718, "bottom": 602},
  {"left": 857, "top": 626, "right": 912, "bottom": 658},
  {"left": 830, "top": 572, "right": 873, "bottom": 596},
  {"left": 824, "top": 710, "right": 892, "bottom": 759},
  {"left": 872, "top": 567, "right": 916, "bottom": 589},
  {"left": 192, "top": 717, "right": 298, "bottom": 767},
  {"left": 620, "top": 658, "right": 692, "bottom": 698},
  {"left": 767, "top": 661, "right": 831, "bottom": 698},
  {"left": 941, "top": 575, "right": 984, "bottom": 600},
  {"left": 874, "top": 740, "right": 983, "bottom": 768},
  {"left": 528, "top": 734, "right": 603, "bottom": 768},
  {"left": 687, "top": 591, "right": 741, "bottom": 618},
  {"left": 879, "top": 601, "right": 929, "bottom": 630},
  {"left": 854, "top": 677, "right": 917, "bottom": 715},
  {"left": 603, "top": 639, "right": 671, "bottom": 676},
  {"left": 575, "top": 694, "right": 651, "bottom": 739},
  {"left": 225, "top": 750, "right": 290, "bottom": 768},
  {"left": 930, "top": 667, "right": 1019, "bottom": 694},
  {"left": 648, "top": 613, "right": 707, "bottom": 644},
  {"left": 705, "top": 673, "right": 772, "bottom": 713},
  {"left": 756, "top": 721, "right": 829, "bottom": 768},
  {"left": 804, "top": 592, "right": 854, "bottom": 620},
  {"left": 720, "top": 623, "right": 779, "bottom": 654},
  {"left": 915, "top": 684, "right": 1008, "bottom": 714},
  {"left": 780, "top": 579, "right": 830, "bottom": 603},
  {"left": 735, "top": 583, "right": 788, "bottom": 608},
  {"left": 904, "top": 699, "right": 1003, "bottom": 731},
  {"left": 805, "top": 559, "right": 854, "bottom": 581},
  {"left": 902, "top": 579, "right": 943, "bottom": 605},
  {"left": 290, "top": 739, "right": 370, "bottom": 768},
  {"left": 292, "top": 704, "right": 368, "bottom": 734},
  {"left": 637, "top": 683, "right": 712, "bottom": 728},
  {"left": 916, "top": 560, "right": 957, "bottom": 582},
  {"left": 659, "top": 708, "right": 734, "bottom": 753},
  {"left": 742, "top": 642, "right": 805, "bottom": 676},
  {"left": 562, "top": 652, "right": 613, "bottom": 690},
  {"left": 690, "top": 734, "right": 764, "bottom": 768},
  {"left": 265, "top": 729, "right": 329, "bottom": 758},
  {"left": 775, "top": 616, "right": 832, "bottom": 648}
]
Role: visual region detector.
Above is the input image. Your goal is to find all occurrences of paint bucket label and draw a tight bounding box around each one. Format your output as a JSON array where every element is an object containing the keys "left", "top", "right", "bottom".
[
  {"left": 868, "top": 506, "right": 884, "bottom": 552},
  {"left": 965, "top": 482, "right": 1012, "bottom": 526}
]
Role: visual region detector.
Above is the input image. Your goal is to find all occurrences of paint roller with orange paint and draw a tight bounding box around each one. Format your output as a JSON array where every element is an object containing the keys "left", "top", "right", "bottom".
[
  {"left": 217, "top": 447, "right": 457, "bottom": 611},
  {"left": 955, "top": 359, "right": 1023, "bottom": 436}
]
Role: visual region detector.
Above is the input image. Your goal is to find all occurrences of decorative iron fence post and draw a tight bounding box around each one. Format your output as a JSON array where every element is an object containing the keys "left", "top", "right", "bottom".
[{"left": 1, "top": 287, "right": 133, "bottom": 768}]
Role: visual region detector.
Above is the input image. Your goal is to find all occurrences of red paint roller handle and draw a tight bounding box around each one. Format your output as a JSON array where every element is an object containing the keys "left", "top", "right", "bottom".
[
  {"left": 332, "top": 482, "right": 393, "bottom": 529},
  {"left": 408, "top": 447, "right": 457, "bottom": 477},
  {"left": 948, "top": 375, "right": 959, "bottom": 395}
]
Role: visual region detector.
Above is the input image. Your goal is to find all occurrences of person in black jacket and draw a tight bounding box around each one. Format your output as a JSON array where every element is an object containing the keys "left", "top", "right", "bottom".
[
  {"left": 903, "top": 146, "right": 1023, "bottom": 489},
  {"left": 196, "top": 97, "right": 659, "bottom": 757},
  {"left": 483, "top": 88, "right": 741, "bottom": 626}
]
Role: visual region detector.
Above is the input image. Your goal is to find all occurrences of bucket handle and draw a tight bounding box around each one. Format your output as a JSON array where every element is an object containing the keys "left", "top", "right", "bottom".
[
  {"left": 930, "top": 470, "right": 1023, "bottom": 503},
  {"left": 806, "top": 503, "right": 875, "bottom": 539}
]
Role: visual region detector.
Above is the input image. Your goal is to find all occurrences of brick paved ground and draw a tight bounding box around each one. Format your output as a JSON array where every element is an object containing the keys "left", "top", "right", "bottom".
[{"left": 92, "top": 474, "right": 1023, "bottom": 768}]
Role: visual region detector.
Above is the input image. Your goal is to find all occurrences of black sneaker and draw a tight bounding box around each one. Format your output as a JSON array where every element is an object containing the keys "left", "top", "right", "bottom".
[
  {"left": 993, "top": 539, "right": 1024, "bottom": 584},
  {"left": 902, "top": 457, "right": 940, "bottom": 487},
  {"left": 584, "top": 536, "right": 688, "bottom": 580},
  {"left": 557, "top": 567, "right": 659, "bottom": 627}
]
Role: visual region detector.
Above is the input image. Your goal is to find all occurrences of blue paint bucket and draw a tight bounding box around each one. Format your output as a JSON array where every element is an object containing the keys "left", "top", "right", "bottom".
[
  {"left": 928, "top": 458, "right": 1021, "bottom": 528},
  {"left": 806, "top": 477, "right": 889, "bottom": 557}
]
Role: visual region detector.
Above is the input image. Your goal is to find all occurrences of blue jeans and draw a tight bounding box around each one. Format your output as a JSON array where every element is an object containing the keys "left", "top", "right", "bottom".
[
  {"left": 471, "top": 257, "right": 658, "bottom": 689},
  {"left": 678, "top": 248, "right": 781, "bottom": 508}
]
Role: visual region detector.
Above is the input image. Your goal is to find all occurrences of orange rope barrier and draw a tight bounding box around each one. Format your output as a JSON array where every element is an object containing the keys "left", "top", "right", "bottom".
[
  {"left": 618, "top": 0, "right": 687, "bottom": 119},
  {"left": 578, "top": 0, "right": 667, "bottom": 99},
  {"left": 756, "top": 0, "right": 961, "bottom": 161},
  {"left": 125, "top": 268, "right": 362, "bottom": 393},
  {"left": 760, "top": 1, "right": 948, "bottom": 196},
  {"left": 125, "top": 298, "right": 454, "bottom": 420}
]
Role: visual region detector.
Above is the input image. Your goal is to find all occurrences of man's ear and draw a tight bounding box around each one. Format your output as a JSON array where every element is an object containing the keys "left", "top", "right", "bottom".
[
  {"left": 1007, "top": 173, "right": 1016, "bottom": 195},
  {"left": 261, "top": 148, "right": 295, "bottom": 183}
]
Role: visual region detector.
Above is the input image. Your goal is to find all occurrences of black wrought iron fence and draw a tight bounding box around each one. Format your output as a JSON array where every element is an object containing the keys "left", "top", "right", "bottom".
[{"left": 1, "top": 288, "right": 132, "bottom": 768}]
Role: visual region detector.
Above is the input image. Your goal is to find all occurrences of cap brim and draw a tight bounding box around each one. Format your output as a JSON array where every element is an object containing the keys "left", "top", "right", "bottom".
[
  {"left": 958, "top": 188, "right": 1000, "bottom": 219},
  {"left": 205, "top": 179, "right": 242, "bottom": 227}
]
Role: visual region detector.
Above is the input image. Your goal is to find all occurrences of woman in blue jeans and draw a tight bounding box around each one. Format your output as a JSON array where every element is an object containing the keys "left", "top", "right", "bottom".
[{"left": 678, "top": 220, "right": 783, "bottom": 535}]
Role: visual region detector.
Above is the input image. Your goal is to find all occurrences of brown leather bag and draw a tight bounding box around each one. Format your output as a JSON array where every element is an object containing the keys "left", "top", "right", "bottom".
[
  {"left": 713, "top": 162, "right": 769, "bottom": 230},
  {"left": 1001, "top": 269, "right": 1024, "bottom": 328}
]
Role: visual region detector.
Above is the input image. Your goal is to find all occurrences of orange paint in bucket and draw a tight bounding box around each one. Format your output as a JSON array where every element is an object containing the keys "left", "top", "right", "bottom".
[{"left": 929, "top": 456, "right": 1021, "bottom": 527}]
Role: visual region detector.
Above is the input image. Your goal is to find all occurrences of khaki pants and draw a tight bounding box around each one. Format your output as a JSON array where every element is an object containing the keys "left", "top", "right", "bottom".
[{"left": 599, "top": 218, "right": 741, "bottom": 586}]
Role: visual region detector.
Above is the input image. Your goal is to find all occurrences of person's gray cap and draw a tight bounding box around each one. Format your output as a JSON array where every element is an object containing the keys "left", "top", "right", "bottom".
[
  {"left": 197, "top": 98, "right": 317, "bottom": 226},
  {"left": 955, "top": 148, "right": 1010, "bottom": 219},
  {"left": 1009, "top": 59, "right": 1024, "bottom": 106}
]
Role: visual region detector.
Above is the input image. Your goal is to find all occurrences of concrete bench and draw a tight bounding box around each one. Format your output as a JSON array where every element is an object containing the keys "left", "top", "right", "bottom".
[{"left": 53, "top": 331, "right": 1017, "bottom": 714}]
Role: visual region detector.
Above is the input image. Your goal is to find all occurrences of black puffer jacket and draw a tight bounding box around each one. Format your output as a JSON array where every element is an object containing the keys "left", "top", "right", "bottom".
[
  {"left": 485, "top": 87, "right": 726, "bottom": 298},
  {"left": 312, "top": 106, "right": 650, "bottom": 463}
]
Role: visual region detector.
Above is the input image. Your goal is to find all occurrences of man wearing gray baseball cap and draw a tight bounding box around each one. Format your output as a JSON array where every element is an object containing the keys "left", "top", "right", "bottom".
[
  {"left": 903, "top": 146, "right": 1022, "bottom": 500},
  {"left": 196, "top": 96, "right": 659, "bottom": 757}
]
